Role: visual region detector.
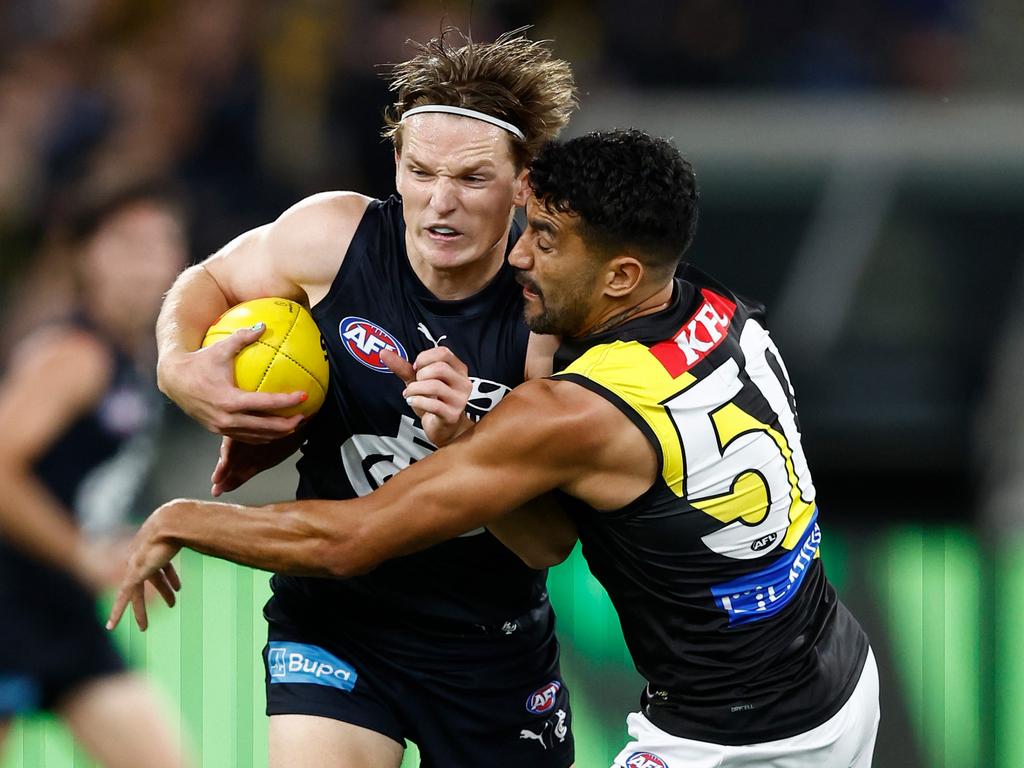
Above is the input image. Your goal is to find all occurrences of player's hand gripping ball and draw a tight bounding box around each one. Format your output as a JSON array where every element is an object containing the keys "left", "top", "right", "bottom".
[{"left": 202, "top": 298, "right": 328, "bottom": 418}]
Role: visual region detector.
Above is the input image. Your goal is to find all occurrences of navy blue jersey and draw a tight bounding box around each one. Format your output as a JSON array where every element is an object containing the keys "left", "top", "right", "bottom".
[
  {"left": 1, "top": 316, "right": 160, "bottom": 592},
  {"left": 34, "top": 322, "right": 159, "bottom": 525},
  {"left": 275, "top": 196, "right": 544, "bottom": 627}
]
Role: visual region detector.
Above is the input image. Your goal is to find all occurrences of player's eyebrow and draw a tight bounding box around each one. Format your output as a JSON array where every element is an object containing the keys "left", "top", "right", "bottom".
[
  {"left": 456, "top": 159, "right": 496, "bottom": 173},
  {"left": 403, "top": 149, "right": 495, "bottom": 176},
  {"left": 527, "top": 217, "right": 559, "bottom": 237}
]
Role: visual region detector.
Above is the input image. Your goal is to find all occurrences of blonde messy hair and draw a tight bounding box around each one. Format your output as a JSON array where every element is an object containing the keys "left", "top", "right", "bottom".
[{"left": 382, "top": 27, "right": 578, "bottom": 170}]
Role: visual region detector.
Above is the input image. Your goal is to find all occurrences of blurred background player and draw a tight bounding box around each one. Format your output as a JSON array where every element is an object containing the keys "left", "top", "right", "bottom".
[
  {"left": 152, "top": 28, "right": 580, "bottom": 768},
  {"left": 0, "top": 183, "right": 192, "bottom": 767}
]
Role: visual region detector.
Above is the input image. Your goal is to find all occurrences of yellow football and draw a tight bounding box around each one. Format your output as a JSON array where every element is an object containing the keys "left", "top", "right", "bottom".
[{"left": 202, "top": 297, "right": 328, "bottom": 418}]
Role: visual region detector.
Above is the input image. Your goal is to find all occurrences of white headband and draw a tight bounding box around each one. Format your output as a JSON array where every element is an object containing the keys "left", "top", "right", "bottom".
[{"left": 400, "top": 105, "right": 525, "bottom": 141}]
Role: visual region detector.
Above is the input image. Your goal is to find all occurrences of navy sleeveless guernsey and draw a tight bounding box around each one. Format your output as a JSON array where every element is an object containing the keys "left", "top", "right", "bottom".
[
  {"left": 273, "top": 196, "right": 546, "bottom": 628},
  {"left": 0, "top": 317, "right": 159, "bottom": 712},
  {"left": 0, "top": 316, "right": 158, "bottom": 573}
]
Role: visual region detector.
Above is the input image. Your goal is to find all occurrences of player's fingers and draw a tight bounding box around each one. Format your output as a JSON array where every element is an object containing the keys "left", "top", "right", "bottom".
[
  {"left": 215, "top": 323, "right": 267, "bottom": 358},
  {"left": 227, "top": 390, "right": 308, "bottom": 415},
  {"left": 212, "top": 473, "right": 241, "bottom": 495},
  {"left": 405, "top": 395, "right": 458, "bottom": 419},
  {"left": 412, "top": 346, "right": 469, "bottom": 375},
  {"left": 212, "top": 471, "right": 248, "bottom": 496},
  {"left": 106, "top": 590, "right": 130, "bottom": 630},
  {"left": 404, "top": 379, "right": 466, "bottom": 406},
  {"left": 149, "top": 572, "right": 177, "bottom": 608},
  {"left": 381, "top": 349, "right": 416, "bottom": 385},
  {"left": 222, "top": 432, "right": 275, "bottom": 445},
  {"left": 216, "top": 412, "right": 304, "bottom": 442},
  {"left": 131, "top": 588, "right": 150, "bottom": 632},
  {"left": 413, "top": 362, "right": 473, "bottom": 393},
  {"left": 164, "top": 562, "right": 182, "bottom": 592},
  {"left": 403, "top": 390, "right": 464, "bottom": 426},
  {"left": 211, "top": 438, "right": 231, "bottom": 484}
]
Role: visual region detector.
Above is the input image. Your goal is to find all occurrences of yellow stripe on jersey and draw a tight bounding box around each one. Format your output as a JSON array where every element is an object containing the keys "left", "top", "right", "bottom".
[
  {"left": 561, "top": 339, "right": 694, "bottom": 498},
  {"left": 559, "top": 331, "right": 816, "bottom": 556}
]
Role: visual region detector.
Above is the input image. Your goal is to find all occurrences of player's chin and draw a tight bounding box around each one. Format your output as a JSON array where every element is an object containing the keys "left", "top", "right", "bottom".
[
  {"left": 420, "top": 237, "right": 479, "bottom": 268},
  {"left": 522, "top": 305, "right": 550, "bottom": 333}
]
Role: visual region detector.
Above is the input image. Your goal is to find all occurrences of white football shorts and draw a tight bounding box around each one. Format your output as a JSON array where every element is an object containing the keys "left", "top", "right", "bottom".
[{"left": 612, "top": 647, "right": 880, "bottom": 768}]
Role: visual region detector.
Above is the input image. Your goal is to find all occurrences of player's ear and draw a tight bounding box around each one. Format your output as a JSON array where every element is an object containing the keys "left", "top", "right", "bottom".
[
  {"left": 512, "top": 169, "right": 530, "bottom": 208},
  {"left": 394, "top": 149, "right": 401, "bottom": 188},
  {"left": 605, "top": 256, "right": 644, "bottom": 298}
]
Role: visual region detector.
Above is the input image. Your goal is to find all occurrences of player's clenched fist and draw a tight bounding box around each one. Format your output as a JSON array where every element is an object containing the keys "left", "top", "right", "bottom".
[
  {"left": 381, "top": 347, "right": 473, "bottom": 447},
  {"left": 157, "top": 325, "right": 306, "bottom": 444}
]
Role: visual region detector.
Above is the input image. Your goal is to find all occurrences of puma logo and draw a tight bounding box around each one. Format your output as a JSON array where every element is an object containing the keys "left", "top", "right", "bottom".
[
  {"left": 416, "top": 323, "right": 447, "bottom": 348},
  {"left": 519, "top": 728, "right": 548, "bottom": 749},
  {"left": 519, "top": 709, "right": 567, "bottom": 751}
]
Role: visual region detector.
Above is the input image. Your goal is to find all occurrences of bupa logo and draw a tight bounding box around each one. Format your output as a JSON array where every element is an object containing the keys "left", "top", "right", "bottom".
[
  {"left": 526, "top": 680, "right": 561, "bottom": 715},
  {"left": 625, "top": 752, "right": 669, "bottom": 768},
  {"left": 339, "top": 316, "right": 408, "bottom": 372},
  {"left": 650, "top": 289, "right": 737, "bottom": 377},
  {"left": 267, "top": 642, "right": 357, "bottom": 692},
  {"left": 268, "top": 647, "right": 287, "bottom": 677}
]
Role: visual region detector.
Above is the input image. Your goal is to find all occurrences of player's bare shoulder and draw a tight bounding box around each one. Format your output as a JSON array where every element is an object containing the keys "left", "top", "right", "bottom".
[
  {"left": 265, "top": 192, "right": 373, "bottom": 304},
  {"left": 200, "top": 191, "right": 373, "bottom": 308}
]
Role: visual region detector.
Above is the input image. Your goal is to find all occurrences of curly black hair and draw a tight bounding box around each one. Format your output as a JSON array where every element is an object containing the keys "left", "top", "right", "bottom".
[{"left": 528, "top": 129, "right": 699, "bottom": 275}]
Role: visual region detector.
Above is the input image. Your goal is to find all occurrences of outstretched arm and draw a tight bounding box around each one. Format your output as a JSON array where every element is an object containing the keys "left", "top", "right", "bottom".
[{"left": 109, "top": 377, "right": 656, "bottom": 630}]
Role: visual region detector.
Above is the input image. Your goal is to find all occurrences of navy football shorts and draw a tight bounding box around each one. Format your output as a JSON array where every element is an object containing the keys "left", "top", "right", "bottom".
[
  {"left": 263, "top": 593, "right": 574, "bottom": 767},
  {"left": 0, "top": 553, "right": 125, "bottom": 716}
]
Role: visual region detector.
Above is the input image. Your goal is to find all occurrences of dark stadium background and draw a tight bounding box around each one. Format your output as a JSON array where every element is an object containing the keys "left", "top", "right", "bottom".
[{"left": 1, "top": 1, "right": 1022, "bottom": 766}]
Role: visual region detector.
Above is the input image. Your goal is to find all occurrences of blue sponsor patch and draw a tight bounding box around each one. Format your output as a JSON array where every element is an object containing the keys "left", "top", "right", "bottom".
[
  {"left": 710, "top": 510, "right": 820, "bottom": 626},
  {"left": 267, "top": 642, "right": 357, "bottom": 691}
]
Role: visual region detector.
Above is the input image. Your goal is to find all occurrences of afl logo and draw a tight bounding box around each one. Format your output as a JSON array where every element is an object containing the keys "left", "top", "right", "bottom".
[
  {"left": 625, "top": 753, "right": 669, "bottom": 768},
  {"left": 525, "top": 680, "right": 561, "bottom": 715},
  {"left": 339, "top": 317, "right": 408, "bottom": 372}
]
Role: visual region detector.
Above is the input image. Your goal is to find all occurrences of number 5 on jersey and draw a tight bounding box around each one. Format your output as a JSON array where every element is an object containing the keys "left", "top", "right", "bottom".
[{"left": 664, "top": 319, "right": 816, "bottom": 560}]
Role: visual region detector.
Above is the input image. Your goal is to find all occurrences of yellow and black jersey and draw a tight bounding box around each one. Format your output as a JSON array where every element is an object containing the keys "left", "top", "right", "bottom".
[{"left": 552, "top": 265, "right": 869, "bottom": 745}]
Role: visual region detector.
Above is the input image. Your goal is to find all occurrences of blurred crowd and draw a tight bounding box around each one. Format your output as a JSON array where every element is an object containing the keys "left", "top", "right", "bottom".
[{"left": 0, "top": 0, "right": 998, "bottom": 361}]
